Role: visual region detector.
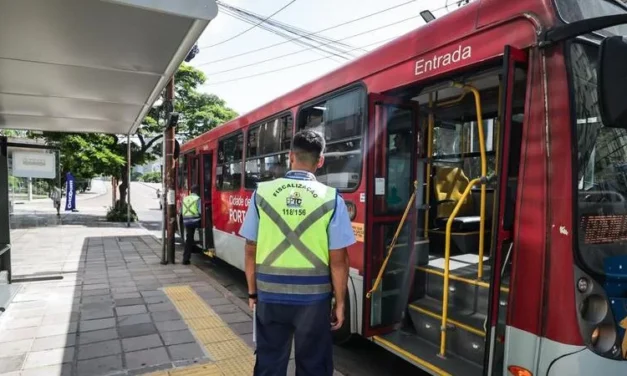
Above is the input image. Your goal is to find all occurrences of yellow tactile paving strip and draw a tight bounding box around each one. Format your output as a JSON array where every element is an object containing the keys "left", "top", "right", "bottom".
[{"left": 143, "top": 285, "right": 254, "bottom": 376}]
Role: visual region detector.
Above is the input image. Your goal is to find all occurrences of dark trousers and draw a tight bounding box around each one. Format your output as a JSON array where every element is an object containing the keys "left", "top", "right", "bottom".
[
  {"left": 183, "top": 224, "right": 199, "bottom": 263},
  {"left": 254, "top": 299, "right": 333, "bottom": 376}
]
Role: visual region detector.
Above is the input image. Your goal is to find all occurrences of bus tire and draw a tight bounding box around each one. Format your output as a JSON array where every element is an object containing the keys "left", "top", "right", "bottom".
[{"left": 332, "top": 293, "right": 353, "bottom": 346}]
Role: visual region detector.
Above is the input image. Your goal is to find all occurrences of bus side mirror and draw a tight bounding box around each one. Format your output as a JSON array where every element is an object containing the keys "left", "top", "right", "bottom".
[{"left": 598, "top": 36, "right": 627, "bottom": 129}]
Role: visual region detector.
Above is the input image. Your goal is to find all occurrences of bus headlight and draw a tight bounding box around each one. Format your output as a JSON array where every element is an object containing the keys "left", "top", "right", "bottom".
[{"left": 590, "top": 324, "right": 617, "bottom": 353}]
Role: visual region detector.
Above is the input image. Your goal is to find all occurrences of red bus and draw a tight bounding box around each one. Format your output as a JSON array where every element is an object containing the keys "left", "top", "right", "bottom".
[{"left": 176, "top": 0, "right": 627, "bottom": 374}]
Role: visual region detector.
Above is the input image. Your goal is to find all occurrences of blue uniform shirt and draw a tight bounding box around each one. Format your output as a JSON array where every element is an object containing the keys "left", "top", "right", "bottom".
[{"left": 239, "top": 170, "right": 356, "bottom": 304}]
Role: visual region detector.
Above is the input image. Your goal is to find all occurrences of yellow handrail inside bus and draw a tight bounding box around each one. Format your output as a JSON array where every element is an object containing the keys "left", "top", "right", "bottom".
[
  {"left": 453, "top": 83, "right": 487, "bottom": 280},
  {"left": 436, "top": 91, "right": 468, "bottom": 108},
  {"left": 439, "top": 176, "right": 486, "bottom": 357},
  {"left": 424, "top": 94, "right": 434, "bottom": 239},
  {"left": 366, "top": 180, "right": 419, "bottom": 299}
]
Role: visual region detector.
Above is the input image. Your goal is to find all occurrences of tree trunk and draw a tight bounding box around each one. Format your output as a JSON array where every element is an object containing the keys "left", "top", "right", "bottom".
[{"left": 118, "top": 164, "right": 128, "bottom": 208}]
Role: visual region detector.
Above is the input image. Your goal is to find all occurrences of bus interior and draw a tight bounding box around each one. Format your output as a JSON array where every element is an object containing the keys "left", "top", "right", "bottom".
[{"left": 368, "top": 63, "right": 528, "bottom": 374}]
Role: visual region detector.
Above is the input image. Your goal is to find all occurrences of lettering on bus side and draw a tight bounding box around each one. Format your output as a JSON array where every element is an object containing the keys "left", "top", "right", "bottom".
[
  {"left": 228, "top": 195, "right": 251, "bottom": 224},
  {"left": 414, "top": 45, "right": 472, "bottom": 76}
]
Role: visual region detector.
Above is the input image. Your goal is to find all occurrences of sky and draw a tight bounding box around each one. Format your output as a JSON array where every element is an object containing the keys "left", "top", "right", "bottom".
[{"left": 191, "top": 0, "right": 458, "bottom": 116}]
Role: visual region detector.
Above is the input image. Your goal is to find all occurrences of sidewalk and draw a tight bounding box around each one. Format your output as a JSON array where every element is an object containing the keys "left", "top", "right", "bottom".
[
  {"left": 0, "top": 213, "right": 343, "bottom": 376},
  {"left": 0, "top": 215, "right": 257, "bottom": 376}
]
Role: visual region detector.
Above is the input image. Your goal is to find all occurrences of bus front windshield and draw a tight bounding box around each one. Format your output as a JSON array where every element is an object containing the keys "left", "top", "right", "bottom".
[{"left": 571, "top": 42, "right": 627, "bottom": 276}]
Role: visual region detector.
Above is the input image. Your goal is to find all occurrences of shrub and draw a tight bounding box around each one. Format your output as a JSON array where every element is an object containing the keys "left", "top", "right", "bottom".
[
  {"left": 139, "top": 171, "right": 161, "bottom": 183},
  {"left": 106, "top": 200, "right": 138, "bottom": 222}
]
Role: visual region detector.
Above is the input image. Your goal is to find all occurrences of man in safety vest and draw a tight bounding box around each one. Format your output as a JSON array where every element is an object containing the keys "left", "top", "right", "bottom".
[
  {"left": 181, "top": 185, "right": 201, "bottom": 265},
  {"left": 240, "top": 130, "right": 355, "bottom": 376}
]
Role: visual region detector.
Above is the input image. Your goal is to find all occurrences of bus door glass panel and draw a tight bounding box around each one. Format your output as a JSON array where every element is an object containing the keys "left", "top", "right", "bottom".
[
  {"left": 367, "top": 94, "right": 419, "bottom": 331},
  {"left": 202, "top": 152, "right": 214, "bottom": 249},
  {"left": 484, "top": 47, "right": 528, "bottom": 375}
]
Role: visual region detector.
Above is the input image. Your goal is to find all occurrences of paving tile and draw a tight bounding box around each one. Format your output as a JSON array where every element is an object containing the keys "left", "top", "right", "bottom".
[
  {"left": 77, "top": 327, "right": 119, "bottom": 345},
  {"left": 0, "top": 355, "right": 25, "bottom": 374},
  {"left": 230, "top": 321, "right": 253, "bottom": 335},
  {"left": 81, "top": 302, "right": 112, "bottom": 311},
  {"left": 77, "top": 354, "right": 123, "bottom": 376},
  {"left": 23, "top": 347, "right": 74, "bottom": 369},
  {"left": 118, "top": 323, "right": 157, "bottom": 338},
  {"left": 81, "top": 295, "right": 113, "bottom": 305},
  {"left": 20, "top": 364, "right": 72, "bottom": 376},
  {"left": 42, "top": 312, "right": 79, "bottom": 326},
  {"left": 117, "top": 313, "right": 152, "bottom": 326},
  {"left": 80, "top": 308, "right": 114, "bottom": 320},
  {"left": 155, "top": 320, "right": 188, "bottom": 333},
  {"left": 31, "top": 334, "right": 76, "bottom": 351},
  {"left": 81, "top": 289, "right": 110, "bottom": 297},
  {"left": 77, "top": 339, "right": 121, "bottom": 360},
  {"left": 0, "top": 316, "right": 42, "bottom": 330},
  {"left": 219, "top": 312, "right": 252, "bottom": 324},
  {"left": 203, "top": 297, "right": 231, "bottom": 306},
  {"left": 113, "top": 292, "right": 141, "bottom": 299},
  {"left": 143, "top": 295, "right": 169, "bottom": 304},
  {"left": 0, "top": 338, "right": 33, "bottom": 357},
  {"left": 80, "top": 317, "right": 116, "bottom": 332},
  {"left": 211, "top": 304, "right": 241, "bottom": 315},
  {"left": 160, "top": 329, "right": 196, "bottom": 346},
  {"left": 82, "top": 283, "right": 110, "bottom": 291},
  {"left": 125, "top": 347, "right": 170, "bottom": 370},
  {"left": 0, "top": 327, "right": 38, "bottom": 343},
  {"left": 36, "top": 322, "right": 78, "bottom": 338},
  {"left": 115, "top": 297, "right": 145, "bottom": 307},
  {"left": 240, "top": 333, "right": 255, "bottom": 347},
  {"left": 150, "top": 310, "right": 181, "bottom": 322},
  {"left": 116, "top": 304, "right": 147, "bottom": 316},
  {"left": 147, "top": 302, "right": 176, "bottom": 313},
  {"left": 140, "top": 290, "right": 164, "bottom": 298},
  {"left": 167, "top": 342, "right": 206, "bottom": 361},
  {"left": 195, "top": 289, "right": 223, "bottom": 300},
  {"left": 122, "top": 334, "right": 163, "bottom": 352}
]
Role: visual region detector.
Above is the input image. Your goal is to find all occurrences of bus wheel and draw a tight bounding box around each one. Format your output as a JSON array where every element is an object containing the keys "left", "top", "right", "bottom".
[{"left": 332, "top": 294, "right": 353, "bottom": 346}]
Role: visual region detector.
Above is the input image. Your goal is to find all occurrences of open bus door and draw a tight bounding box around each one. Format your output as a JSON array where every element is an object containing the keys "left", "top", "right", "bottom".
[
  {"left": 200, "top": 151, "right": 215, "bottom": 253},
  {"left": 484, "top": 45, "right": 528, "bottom": 376},
  {"left": 364, "top": 94, "right": 421, "bottom": 336}
]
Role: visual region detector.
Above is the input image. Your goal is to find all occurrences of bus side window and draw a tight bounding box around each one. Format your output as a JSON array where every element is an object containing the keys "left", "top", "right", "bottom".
[
  {"left": 216, "top": 132, "right": 243, "bottom": 191},
  {"left": 298, "top": 88, "right": 365, "bottom": 191},
  {"left": 245, "top": 114, "right": 292, "bottom": 189}
]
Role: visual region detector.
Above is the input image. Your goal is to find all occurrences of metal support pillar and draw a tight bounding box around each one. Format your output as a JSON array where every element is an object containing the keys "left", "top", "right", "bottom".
[
  {"left": 161, "top": 134, "right": 167, "bottom": 264},
  {"left": 127, "top": 133, "right": 132, "bottom": 227},
  {"left": 165, "top": 78, "right": 176, "bottom": 264},
  {"left": 0, "top": 136, "right": 12, "bottom": 284}
]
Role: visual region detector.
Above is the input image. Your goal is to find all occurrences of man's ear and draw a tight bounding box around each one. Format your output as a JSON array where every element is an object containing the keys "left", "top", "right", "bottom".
[{"left": 316, "top": 155, "right": 325, "bottom": 169}]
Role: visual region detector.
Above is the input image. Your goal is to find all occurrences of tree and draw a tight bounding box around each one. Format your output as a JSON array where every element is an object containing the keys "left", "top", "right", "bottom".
[{"left": 35, "top": 63, "right": 237, "bottom": 211}]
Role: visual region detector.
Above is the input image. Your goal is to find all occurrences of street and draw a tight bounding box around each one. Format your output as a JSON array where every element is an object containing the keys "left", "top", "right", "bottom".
[{"left": 129, "top": 182, "right": 421, "bottom": 376}]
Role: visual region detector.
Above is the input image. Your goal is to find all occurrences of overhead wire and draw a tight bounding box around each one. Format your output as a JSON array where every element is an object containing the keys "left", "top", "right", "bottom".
[
  {"left": 197, "top": 0, "right": 424, "bottom": 64},
  {"left": 218, "top": 6, "right": 349, "bottom": 62},
  {"left": 204, "top": 12, "right": 426, "bottom": 76},
  {"left": 205, "top": 0, "right": 298, "bottom": 48},
  {"left": 203, "top": 37, "right": 396, "bottom": 86},
  {"left": 218, "top": 2, "right": 358, "bottom": 58}
]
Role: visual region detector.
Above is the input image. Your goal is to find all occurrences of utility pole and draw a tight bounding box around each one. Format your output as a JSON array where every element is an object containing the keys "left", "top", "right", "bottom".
[{"left": 164, "top": 78, "right": 177, "bottom": 264}]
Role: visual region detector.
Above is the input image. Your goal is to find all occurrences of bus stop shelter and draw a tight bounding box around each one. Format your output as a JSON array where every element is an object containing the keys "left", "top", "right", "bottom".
[{"left": 0, "top": 0, "right": 218, "bottom": 309}]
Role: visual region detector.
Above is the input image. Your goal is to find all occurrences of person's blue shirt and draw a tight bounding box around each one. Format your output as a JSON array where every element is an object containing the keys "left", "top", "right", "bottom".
[{"left": 239, "top": 170, "right": 356, "bottom": 304}]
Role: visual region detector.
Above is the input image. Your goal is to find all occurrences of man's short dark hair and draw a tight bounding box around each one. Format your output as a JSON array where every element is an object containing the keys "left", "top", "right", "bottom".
[
  {"left": 291, "top": 130, "right": 325, "bottom": 165},
  {"left": 191, "top": 185, "right": 200, "bottom": 195}
]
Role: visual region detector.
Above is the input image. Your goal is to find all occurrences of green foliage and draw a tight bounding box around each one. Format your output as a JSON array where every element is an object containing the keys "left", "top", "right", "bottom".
[
  {"left": 106, "top": 201, "right": 137, "bottom": 222},
  {"left": 139, "top": 171, "right": 161, "bottom": 183},
  {"left": 131, "top": 171, "right": 142, "bottom": 182}
]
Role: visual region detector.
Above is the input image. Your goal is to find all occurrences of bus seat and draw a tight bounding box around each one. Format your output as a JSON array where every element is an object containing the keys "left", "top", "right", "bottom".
[{"left": 432, "top": 167, "right": 483, "bottom": 232}]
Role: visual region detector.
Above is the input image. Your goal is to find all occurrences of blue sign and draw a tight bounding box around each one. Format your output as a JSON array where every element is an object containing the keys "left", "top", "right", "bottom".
[{"left": 65, "top": 172, "right": 76, "bottom": 211}]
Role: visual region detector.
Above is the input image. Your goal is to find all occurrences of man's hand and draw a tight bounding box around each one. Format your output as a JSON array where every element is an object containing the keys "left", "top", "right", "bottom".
[
  {"left": 331, "top": 302, "right": 344, "bottom": 330},
  {"left": 248, "top": 297, "right": 257, "bottom": 310}
]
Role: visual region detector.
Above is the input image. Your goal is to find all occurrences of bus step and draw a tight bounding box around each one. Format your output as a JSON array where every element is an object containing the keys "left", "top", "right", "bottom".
[
  {"left": 373, "top": 330, "right": 482, "bottom": 376},
  {"left": 418, "top": 265, "right": 509, "bottom": 320},
  {"left": 407, "top": 297, "right": 487, "bottom": 366}
]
